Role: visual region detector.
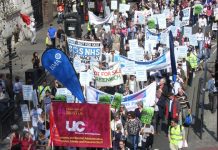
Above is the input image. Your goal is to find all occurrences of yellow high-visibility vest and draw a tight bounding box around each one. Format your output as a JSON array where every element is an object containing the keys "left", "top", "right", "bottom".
[
  {"left": 186, "top": 52, "right": 198, "bottom": 69},
  {"left": 169, "top": 125, "right": 183, "bottom": 145}
]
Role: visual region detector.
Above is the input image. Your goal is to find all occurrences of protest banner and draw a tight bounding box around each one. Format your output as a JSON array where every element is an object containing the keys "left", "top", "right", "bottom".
[
  {"left": 67, "top": 38, "right": 101, "bottom": 58},
  {"left": 86, "top": 86, "right": 113, "bottom": 104},
  {"left": 183, "top": 27, "right": 192, "bottom": 37},
  {"left": 175, "top": 46, "right": 188, "bottom": 59},
  {"left": 88, "top": 11, "right": 114, "bottom": 25},
  {"left": 115, "top": 51, "right": 171, "bottom": 73},
  {"left": 50, "top": 102, "right": 111, "bottom": 148},
  {"left": 122, "top": 82, "right": 156, "bottom": 110},
  {"left": 134, "top": 11, "right": 146, "bottom": 24},
  {"left": 22, "top": 85, "right": 33, "bottom": 101},
  {"left": 174, "top": 16, "right": 181, "bottom": 27},
  {"left": 157, "top": 14, "right": 167, "bottom": 29},
  {"left": 141, "top": 107, "right": 154, "bottom": 124},
  {"left": 20, "top": 104, "right": 31, "bottom": 122},
  {"left": 88, "top": 2, "right": 95, "bottom": 8},
  {"left": 111, "top": 1, "right": 118, "bottom": 10},
  {"left": 86, "top": 82, "right": 156, "bottom": 111},
  {"left": 93, "top": 63, "right": 123, "bottom": 87},
  {"left": 189, "top": 34, "right": 198, "bottom": 46}
]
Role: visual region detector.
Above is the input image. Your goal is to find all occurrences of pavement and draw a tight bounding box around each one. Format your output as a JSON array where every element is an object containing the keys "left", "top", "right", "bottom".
[{"left": 0, "top": 21, "right": 218, "bottom": 150}]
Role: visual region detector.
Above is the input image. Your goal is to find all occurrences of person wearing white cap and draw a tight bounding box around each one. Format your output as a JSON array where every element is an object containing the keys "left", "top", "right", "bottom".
[{"left": 29, "top": 18, "right": 36, "bottom": 44}]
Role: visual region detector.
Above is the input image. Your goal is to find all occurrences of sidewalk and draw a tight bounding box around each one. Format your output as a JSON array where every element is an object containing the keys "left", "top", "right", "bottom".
[{"left": 185, "top": 42, "right": 218, "bottom": 149}]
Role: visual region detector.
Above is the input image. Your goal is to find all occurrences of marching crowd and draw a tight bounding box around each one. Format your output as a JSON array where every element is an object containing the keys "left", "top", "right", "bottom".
[{"left": 0, "top": 0, "right": 217, "bottom": 150}]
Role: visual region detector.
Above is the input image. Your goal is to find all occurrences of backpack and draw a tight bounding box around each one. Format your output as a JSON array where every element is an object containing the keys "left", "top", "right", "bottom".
[{"left": 184, "top": 114, "right": 192, "bottom": 126}]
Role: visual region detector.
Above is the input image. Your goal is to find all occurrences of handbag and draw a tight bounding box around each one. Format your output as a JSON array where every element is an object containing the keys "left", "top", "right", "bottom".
[
  {"left": 178, "top": 140, "right": 188, "bottom": 148},
  {"left": 46, "top": 37, "right": 52, "bottom": 46}
]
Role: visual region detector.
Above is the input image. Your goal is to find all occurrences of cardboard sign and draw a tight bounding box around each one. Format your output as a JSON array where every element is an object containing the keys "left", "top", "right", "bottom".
[
  {"left": 111, "top": 1, "right": 118, "bottom": 10},
  {"left": 80, "top": 72, "right": 90, "bottom": 86},
  {"left": 183, "top": 27, "right": 192, "bottom": 37},
  {"left": 22, "top": 85, "right": 33, "bottom": 101},
  {"left": 20, "top": 104, "right": 31, "bottom": 122},
  {"left": 88, "top": 2, "right": 95, "bottom": 8}
]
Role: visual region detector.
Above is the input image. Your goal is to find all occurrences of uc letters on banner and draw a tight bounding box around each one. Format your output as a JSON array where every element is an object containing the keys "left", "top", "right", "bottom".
[
  {"left": 50, "top": 102, "right": 111, "bottom": 148},
  {"left": 67, "top": 38, "right": 101, "bottom": 58},
  {"left": 93, "top": 63, "right": 123, "bottom": 87}
]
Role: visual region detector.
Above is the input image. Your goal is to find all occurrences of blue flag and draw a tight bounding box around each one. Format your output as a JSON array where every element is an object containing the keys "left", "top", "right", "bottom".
[
  {"left": 169, "top": 31, "right": 177, "bottom": 82},
  {"left": 41, "top": 48, "right": 85, "bottom": 103}
]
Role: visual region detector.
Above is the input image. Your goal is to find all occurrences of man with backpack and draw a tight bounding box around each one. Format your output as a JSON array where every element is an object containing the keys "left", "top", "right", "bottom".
[{"left": 168, "top": 119, "right": 186, "bottom": 150}]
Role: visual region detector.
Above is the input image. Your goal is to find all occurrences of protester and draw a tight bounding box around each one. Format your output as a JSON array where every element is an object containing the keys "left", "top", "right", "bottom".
[
  {"left": 6, "top": 0, "right": 218, "bottom": 149},
  {"left": 140, "top": 124, "right": 154, "bottom": 150},
  {"left": 32, "top": 52, "right": 40, "bottom": 69},
  {"left": 124, "top": 111, "right": 142, "bottom": 150},
  {"left": 168, "top": 119, "right": 186, "bottom": 150},
  {"left": 47, "top": 24, "right": 57, "bottom": 48},
  {"left": 30, "top": 18, "right": 36, "bottom": 45}
]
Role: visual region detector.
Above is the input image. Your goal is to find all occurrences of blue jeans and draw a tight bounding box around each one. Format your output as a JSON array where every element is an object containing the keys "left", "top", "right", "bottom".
[{"left": 128, "top": 135, "right": 139, "bottom": 150}]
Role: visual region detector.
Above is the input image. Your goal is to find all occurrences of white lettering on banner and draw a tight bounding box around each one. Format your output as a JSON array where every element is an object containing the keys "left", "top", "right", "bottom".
[
  {"left": 66, "top": 121, "right": 85, "bottom": 132},
  {"left": 49, "top": 59, "right": 62, "bottom": 71},
  {"left": 67, "top": 37, "right": 102, "bottom": 58}
]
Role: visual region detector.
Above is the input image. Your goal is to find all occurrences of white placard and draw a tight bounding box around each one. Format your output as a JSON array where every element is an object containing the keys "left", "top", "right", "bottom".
[
  {"left": 136, "top": 69, "right": 147, "bottom": 81},
  {"left": 125, "top": 4, "right": 130, "bottom": 11},
  {"left": 80, "top": 72, "right": 90, "bottom": 86},
  {"left": 175, "top": 46, "right": 188, "bottom": 58},
  {"left": 134, "top": 47, "right": 145, "bottom": 61},
  {"left": 134, "top": 11, "right": 146, "bottom": 24},
  {"left": 119, "top": 4, "right": 126, "bottom": 12},
  {"left": 111, "top": 1, "right": 118, "bottom": 10},
  {"left": 129, "top": 39, "right": 138, "bottom": 51},
  {"left": 189, "top": 34, "right": 198, "bottom": 46},
  {"left": 184, "top": 27, "right": 192, "bottom": 37},
  {"left": 127, "top": 50, "right": 135, "bottom": 60},
  {"left": 157, "top": 14, "right": 167, "bottom": 29},
  {"left": 22, "top": 85, "right": 33, "bottom": 101},
  {"left": 88, "top": 2, "right": 95, "bottom": 8},
  {"left": 124, "top": 61, "right": 135, "bottom": 75},
  {"left": 32, "top": 90, "right": 38, "bottom": 107},
  {"left": 20, "top": 104, "right": 30, "bottom": 122}
]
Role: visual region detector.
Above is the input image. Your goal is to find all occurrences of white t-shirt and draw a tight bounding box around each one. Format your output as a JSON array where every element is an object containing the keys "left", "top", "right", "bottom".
[
  {"left": 196, "top": 32, "right": 204, "bottom": 41},
  {"left": 141, "top": 125, "right": 154, "bottom": 142}
]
